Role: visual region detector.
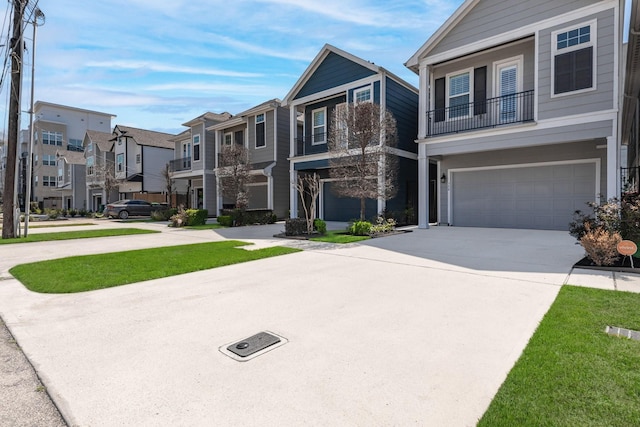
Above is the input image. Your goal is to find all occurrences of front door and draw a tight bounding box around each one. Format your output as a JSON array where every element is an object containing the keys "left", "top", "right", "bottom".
[
  {"left": 495, "top": 57, "right": 522, "bottom": 124},
  {"left": 196, "top": 188, "right": 203, "bottom": 209}
]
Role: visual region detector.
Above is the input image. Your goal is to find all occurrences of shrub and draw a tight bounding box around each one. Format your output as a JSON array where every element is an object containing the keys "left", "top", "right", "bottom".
[
  {"left": 285, "top": 218, "right": 307, "bottom": 236},
  {"left": 151, "top": 208, "right": 175, "bottom": 221},
  {"left": 349, "top": 220, "right": 372, "bottom": 236},
  {"left": 186, "top": 209, "right": 208, "bottom": 226},
  {"left": 60, "top": 208, "right": 68, "bottom": 217},
  {"left": 69, "top": 209, "right": 78, "bottom": 217},
  {"left": 29, "top": 202, "right": 41, "bottom": 214},
  {"left": 78, "top": 208, "right": 88, "bottom": 217},
  {"left": 45, "top": 208, "right": 59, "bottom": 219},
  {"left": 217, "top": 215, "right": 233, "bottom": 227},
  {"left": 170, "top": 207, "right": 189, "bottom": 227},
  {"left": 219, "top": 208, "right": 276, "bottom": 226},
  {"left": 580, "top": 224, "right": 622, "bottom": 266},
  {"left": 313, "top": 219, "right": 327, "bottom": 235},
  {"left": 370, "top": 216, "right": 396, "bottom": 234}
]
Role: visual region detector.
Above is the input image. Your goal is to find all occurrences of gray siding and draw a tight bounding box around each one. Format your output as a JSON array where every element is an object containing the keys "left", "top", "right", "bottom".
[
  {"left": 438, "top": 140, "right": 608, "bottom": 222},
  {"left": 249, "top": 110, "right": 275, "bottom": 163},
  {"left": 204, "top": 173, "right": 216, "bottom": 215},
  {"left": 429, "top": 0, "right": 602, "bottom": 56},
  {"left": 273, "top": 106, "right": 291, "bottom": 218},
  {"left": 190, "top": 123, "right": 205, "bottom": 171},
  {"left": 141, "top": 146, "right": 174, "bottom": 192},
  {"left": 248, "top": 184, "right": 268, "bottom": 209},
  {"left": 204, "top": 129, "right": 216, "bottom": 170},
  {"left": 301, "top": 95, "right": 347, "bottom": 155},
  {"left": 295, "top": 52, "right": 376, "bottom": 99},
  {"left": 426, "top": 119, "right": 614, "bottom": 156},
  {"left": 385, "top": 77, "right": 419, "bottom": 153},
  {"left": 537, "top": 9, "right": 615, "bottom": 120}
]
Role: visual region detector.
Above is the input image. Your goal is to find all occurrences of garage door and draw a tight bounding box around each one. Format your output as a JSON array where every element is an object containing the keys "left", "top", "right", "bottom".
[{"left": 451, "top": 162, "right": 596, "bottom": 230}]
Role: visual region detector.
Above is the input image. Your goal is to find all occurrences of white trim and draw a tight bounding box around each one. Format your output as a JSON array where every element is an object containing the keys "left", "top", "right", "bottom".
[
  {"left": 447, "top": 158, "right": 601, "bottom": 225},
  {"left": 255, "top": 113, "right": 266, "bottom": 149},
  {"left": 288, "top": 75, "right": 379, "bottom": 108},
  {"left": 192, "top": 133, "right": 201, "bottom": 162},
  {"left": 493, "top": 55, "right": 524, "bottom": 98},
  {"left": 311, "top": 107, "right": 327, "bottom": 145},
  {"left": 550, "top": 19, "right": 597, "bottom": 98},
  {"left": 445, "top": 68, "right": 474, "bottom": 120},
  {"left": 223, "top": 132, "right": 232, "bottom": 147},
  {"left": 418, "top": 1, "right": 617, "bottom": 66},
  {"left": 354, "top": 85, "right": 373, "bottom": 104}
]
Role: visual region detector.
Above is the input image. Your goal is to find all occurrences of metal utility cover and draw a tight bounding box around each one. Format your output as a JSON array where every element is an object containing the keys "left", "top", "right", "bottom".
[{"left": 227, "top": 331, "right": 281, "bottom": 358}]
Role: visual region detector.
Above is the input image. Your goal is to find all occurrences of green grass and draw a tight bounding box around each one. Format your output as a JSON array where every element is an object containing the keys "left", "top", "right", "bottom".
[
  {"left": 10, "top": 240, "right": 300, "bottom": 293},
  {"left": 479, "top": 286, "right": 640, "bottom": 427},
  {"left": 0, "top": 228, "right": 159, "bottom": 244},
  {"left": 309, "top": 230, "right": 370, "bottom": 243},
  {"left": 28, "top": 222, "right": 96, "bottom": 228}
]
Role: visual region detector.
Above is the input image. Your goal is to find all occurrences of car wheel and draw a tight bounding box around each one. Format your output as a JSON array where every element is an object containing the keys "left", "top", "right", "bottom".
[{"left": 118, "top": 210, "right": 129, "bottom": 219}]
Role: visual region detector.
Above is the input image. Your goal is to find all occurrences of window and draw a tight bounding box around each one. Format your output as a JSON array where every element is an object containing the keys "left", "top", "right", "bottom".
[
  {"left": 255, "top": 114, "right": 266, "bottom": 148},
  {"left": 448, "top": 71, "right": 471, "bottom": 118},
  {"left": 87, "top": 142, "right": 93, "bottom": 152},
  {"left": 68, "top": 138, "right": 83, "bottom": 151},
  {"left": 116, "top": 153, "right": 124, "bottom": 172},
  {"left": 34, "top": 176, "right": 38, "bottom": 187},
  {"left": 42, "top": 154, "right": 56, "bottom": 166},
  {"left": 494, "top": 56, "right": 523, "bottom": 123},
  {"left": 224, "top": 133, "right": 232, "bottom": 146},
  {"left": 42, "top": 131, "right": 63, "bottom": 146},
  {"left": 193, "top": 134, "right": 200, "bottom": 161},
  {"left": 312, "top": 108, "right": 326, "bottom": 144},
  {"left": 235, "top": 130, "right": 244, "bottom": 146},
  {"left": 136, "top": 154, "right": 141, "bottom": 164},
  {"left": 552, "top": 22, "right": 595, "bottom": 95},
  {"left": 87, "top": 156, "right": 95, "bottom": 176},
  {"left": 34, "top": 155, "right": 38, "bottom": 166},
  {"left": 43, "top": 176, "right": 56, "bottom": 187},
  {"left": 354, "top": 87, "right": 371, "bottom": 104}
]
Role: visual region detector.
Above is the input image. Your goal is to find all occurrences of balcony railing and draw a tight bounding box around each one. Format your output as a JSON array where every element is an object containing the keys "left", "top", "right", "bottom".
[
  {"left": 426, "top": 90, "right": 534, "bottom": 137},
  {"left": 169, "top": 157, "right": 191, "bottom": 172},
  {"left": 294, "top": 132, "right": 328, "bottom": 157}
]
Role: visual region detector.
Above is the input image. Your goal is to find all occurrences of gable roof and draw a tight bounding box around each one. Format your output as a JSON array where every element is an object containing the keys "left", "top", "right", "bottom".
[
  {"left": 405, "top": 0, "right": 478, "bottom": 73},
  {"left": 112, "top": 125, "right": 175, "bottom": 149},
  {"left": 57, "top": 150, "right": 86, "bottom": 165},
  {"left": 182, "top": 111, "right": 232, "bottom": 127},
  {"left": 283, "top": 44, "right": 416, "bottom": 105},
  {"left": 85, "top": 130, "right": 113, "bottom": 152}
]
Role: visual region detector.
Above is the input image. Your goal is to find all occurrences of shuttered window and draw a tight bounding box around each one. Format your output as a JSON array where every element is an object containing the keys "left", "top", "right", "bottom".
[{"left": 448, "top": 72, "right": 470, "bottom": 118}]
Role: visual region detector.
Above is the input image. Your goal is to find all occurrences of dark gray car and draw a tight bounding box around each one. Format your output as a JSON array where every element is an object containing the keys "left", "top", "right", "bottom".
[{"left": 105, "top": 199, "right": 154, "bottom": 219}]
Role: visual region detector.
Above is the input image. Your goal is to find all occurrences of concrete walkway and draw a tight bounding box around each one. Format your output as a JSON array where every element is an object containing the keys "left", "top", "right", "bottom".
[{"left": 0, "top": 220, "right": 639, "bottom": 426}]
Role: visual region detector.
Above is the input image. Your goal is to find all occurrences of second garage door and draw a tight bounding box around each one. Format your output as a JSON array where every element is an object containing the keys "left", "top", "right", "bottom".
[{"left": 450, "top": 161, "right": 597, "bottom": 230}]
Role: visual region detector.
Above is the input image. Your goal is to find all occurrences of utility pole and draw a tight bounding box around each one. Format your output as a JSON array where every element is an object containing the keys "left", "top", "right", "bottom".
[{"left": 2, "top": 0, "right": 25, "bottom": 239}]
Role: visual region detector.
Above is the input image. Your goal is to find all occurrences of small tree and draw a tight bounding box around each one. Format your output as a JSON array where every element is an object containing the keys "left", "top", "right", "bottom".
[
  {"left": 294, "top": 172, "right": 321, "bottom": 235},
  {"left": 327, "top": 102, "right": 398, "bottom": 220},
  {"left": 162, "top": 163, "right": 174, "bottom": 206},
  {"left": 89, "top": 158, "right": 119, "bottom": 206},
  {"left": 217, "top": 144, "right": 252, "bottom": 210}
]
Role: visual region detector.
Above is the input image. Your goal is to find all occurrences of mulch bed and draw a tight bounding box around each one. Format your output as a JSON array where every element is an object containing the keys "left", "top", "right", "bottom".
[
  {"left": 573, "top": 256, "right": 640, "bottom": 274},
  {"left": 273, "top": 229, "right": 412, "bottom": 240}
]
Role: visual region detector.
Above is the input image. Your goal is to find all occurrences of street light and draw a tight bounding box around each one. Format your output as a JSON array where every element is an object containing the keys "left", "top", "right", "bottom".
[{"left": 23, "top": 7, "right": 44, "bottom": 237}]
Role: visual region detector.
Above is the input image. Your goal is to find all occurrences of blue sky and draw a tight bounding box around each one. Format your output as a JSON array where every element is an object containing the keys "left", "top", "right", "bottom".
[
  {"left": 1, "top": 0, "right": 633, "bottom": 136},
  {"left": 0, "top": 0, "right": 464, "bottom": 135}
]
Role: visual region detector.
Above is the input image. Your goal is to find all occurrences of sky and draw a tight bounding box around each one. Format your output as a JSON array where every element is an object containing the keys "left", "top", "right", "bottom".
[
  {"left": 0, "top": 0, "right": 465, "bottom": 136},
  {"left": 0, "top": 0, "right": 633, "bottom": 137}
]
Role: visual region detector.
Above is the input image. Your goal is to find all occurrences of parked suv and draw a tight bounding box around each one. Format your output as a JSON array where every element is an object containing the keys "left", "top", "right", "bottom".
[{"left": 105, "top": 199, "right": 155, "bottom": 219}]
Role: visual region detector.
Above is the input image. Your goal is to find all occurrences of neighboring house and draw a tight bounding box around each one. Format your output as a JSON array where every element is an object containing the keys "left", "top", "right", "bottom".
[
  {"left": 283, "top": 44, "right": 419, "bottom": 222},
  {"left": 83, "top": 130, "right": 117, "bottom": 211},
  {"left": 111, "top": 125, "right": 175, "bottom": 200},
  {"left": 405, "top": 0, "right": 623, "bottom": 230},
  {"left": 55, "top": 150, "right": 86, "bottom": 210},
  {"left": 29, "top": 101, "right": 115, "bottom": 209},
  {"left": 209, "top": 99, "right": 290, "bottom": 218},
  {"left": 169, "top": 112, "right": 232, "bottom": 212},
  {"left": 622, "top": 0, "right": 640, "bottom": 192}
]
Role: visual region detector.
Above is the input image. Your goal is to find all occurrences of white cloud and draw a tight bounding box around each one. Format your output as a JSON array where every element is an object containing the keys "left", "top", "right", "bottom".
[{"left": 85, "top": 60, "right": 264, "bottom": 78}]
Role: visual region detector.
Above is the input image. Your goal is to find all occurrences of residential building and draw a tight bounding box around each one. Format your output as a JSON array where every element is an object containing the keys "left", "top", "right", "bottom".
[
  {"left": 622, "top": 0, "right": 640, "bottom": 192},
  {"left": 168, "top": 112, "right": 232, "bottom": 212},
  {"left": 405, "top": 0, "right": 623, "bottom": 230},
  {"left": 208, "top": 99, "right": 291, "bottom": 218},
  {"left": 55, "top": 150, "right": 86, "bottom": 210},
  {"left": 30, "top": 101, "right": 114, "bottom": 209},
  {"left": 112, "top": 125, "right": 175, "bottom": 200},
  {"left": 83, "top": 130, "right": 116, "bottom": 211},
  {"left": 283, "top": 44, "right": 419, "bottom": 222}
]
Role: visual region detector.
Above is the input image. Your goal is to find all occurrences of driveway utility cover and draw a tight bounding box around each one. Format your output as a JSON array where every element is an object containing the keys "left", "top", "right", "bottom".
[{"left": 227, "top": 331, "right": 281, "bottom": 357}]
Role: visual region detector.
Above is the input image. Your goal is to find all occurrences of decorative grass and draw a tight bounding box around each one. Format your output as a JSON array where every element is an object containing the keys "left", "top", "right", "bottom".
[
  {"left": 0, "top": 228, "right": 158, "bottom": 244},
  {"left": 479, "top": 286, "right": 640, "bottom": 426},
  {"left": 309, "top": 230, "right": 370, "bottom": 244},
  {"left": 10, "top": 240, "right": 300, "bottom": 293}
]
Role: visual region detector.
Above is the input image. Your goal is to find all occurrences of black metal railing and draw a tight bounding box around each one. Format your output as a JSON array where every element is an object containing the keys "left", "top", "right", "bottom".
[
  {"left": 295, "top": 132, "right": 328, "bottom": 156},
  {"left": 426, "top": 90, "right": 535, "bottom": 137},
  {"left": 621, "top": 166, "right": 640, "bottom": 195},
  {"left": 67, "top": 144, "right": 84, "bottom": 152},
  {"left": 169, "top": 157, "right": 191, "bottom": 172}
]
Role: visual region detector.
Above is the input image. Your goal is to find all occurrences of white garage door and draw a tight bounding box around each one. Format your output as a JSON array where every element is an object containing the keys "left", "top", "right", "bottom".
[{"left": 451, "top": 162, "right": 597, "bottom": 230}]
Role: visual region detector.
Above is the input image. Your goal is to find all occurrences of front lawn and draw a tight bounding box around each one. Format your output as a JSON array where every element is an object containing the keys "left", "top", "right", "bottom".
[
  {"left": 0, "top": 228, "right": 158, "bottom": 244},
  {"left": 479, "top": 286, "right": 640, "bottom": 426},
  {"left": 9, "top": 240, "right": 300, "bottom": 293},
  {"left": 309, "top": 230, "right": 370, "bottom": 244}
]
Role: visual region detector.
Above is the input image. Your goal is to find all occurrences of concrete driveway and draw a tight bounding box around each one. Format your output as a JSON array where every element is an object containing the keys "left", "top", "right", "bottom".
[{"left": 0, "top": 223, "right": 584, "bottom": 426}]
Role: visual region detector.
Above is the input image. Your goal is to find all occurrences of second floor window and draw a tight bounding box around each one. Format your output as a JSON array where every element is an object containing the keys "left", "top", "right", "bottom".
[
  {"left": 43, "top": 176, "right": 56, "bottom": 186},
  {"left": 136, "top": 154, "right": 141, "bottom": 164},
  {"left": 553, "top": 22, "right": 595, "bottom": 95},
  {"left": 42, "top": 131, "right": 63, "bottom": 146},
  {"left": 116, "top": 153, "right": 124, "bottom": 172},
  {"left": 42, "top": 154, "right": 56, "bottom": 166},
  {"left": 354, "top": 87, "right": 371, "bottom": 104},
  {"left": 255, "top": 114, "right": 266, "bottom": 148},
  {"left": 224, "top": 133, "right": 232, "bottom": 146},
  {"left": 312, "top": 108, "right": 326, "bottom": 144},
  {"left": 193, "top": 134, "right": 201, "bottom": 161},
  {"left": 448, "top": 72, "right": 471, "bottom": 118}
]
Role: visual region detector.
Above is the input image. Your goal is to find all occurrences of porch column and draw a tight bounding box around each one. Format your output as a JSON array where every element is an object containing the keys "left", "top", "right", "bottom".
[
  {"left": 606, "top": 135, "right": 618, "bottom": 199},
  {"left": 290, "top": 168, "right": 298, "bottom": 218},
  {"left": 418, "top": 62, "right": 430, "bottom": 139},
  {"left": 418, "top": 144, "right": 429, "bottom": 229}
]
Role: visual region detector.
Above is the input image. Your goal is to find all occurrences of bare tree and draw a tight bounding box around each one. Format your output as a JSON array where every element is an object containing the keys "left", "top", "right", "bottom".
[
  {"left": 162, "top": 163, "right": 174, "bottom": 206},
  {"left": 294, "top": 172, "right": 320, "bottom": 234},
  {"left": 217, "top": 143, "right": 252, "bottom": 210},
  {"left": 89, "top": 158, "right": 119, "bottom": 206},
  {"left": 327, "top": 102, "right": 398, "bottom": 220}
]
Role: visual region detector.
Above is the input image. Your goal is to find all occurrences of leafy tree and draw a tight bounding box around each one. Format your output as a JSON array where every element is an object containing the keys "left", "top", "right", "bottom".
[{"left": 327, "top": 102, "right": 398, "bottom": 220}]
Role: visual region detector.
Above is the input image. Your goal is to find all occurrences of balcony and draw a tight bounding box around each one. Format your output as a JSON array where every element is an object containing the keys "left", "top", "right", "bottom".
[
  {"left": 426, "top": 90, "right": 534, "bottom": 137},
  {"left": 169, "top": 157, "right": 191, "bottom": 172},
  {"left": 294, "top": 132, "right": 328, "bottom": 157}
]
